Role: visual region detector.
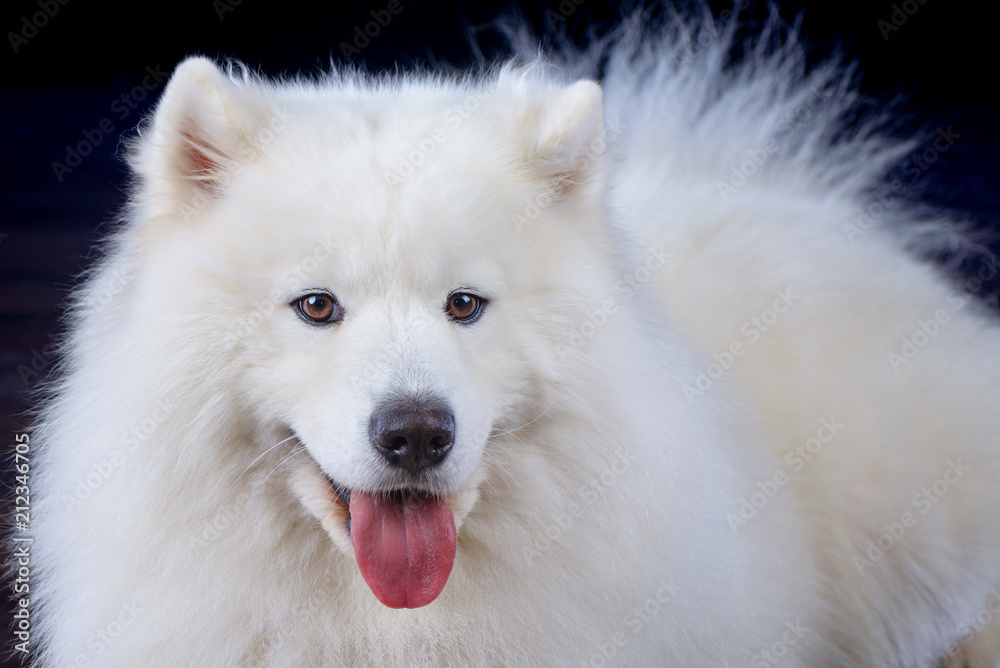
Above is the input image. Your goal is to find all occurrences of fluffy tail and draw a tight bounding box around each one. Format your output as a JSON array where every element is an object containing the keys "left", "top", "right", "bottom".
[{"left": 502, "top": 3, "right": 994, "bottom": 278}]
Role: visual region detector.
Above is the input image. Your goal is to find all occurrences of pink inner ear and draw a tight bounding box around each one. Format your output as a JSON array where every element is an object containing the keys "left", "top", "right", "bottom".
[{"left": 180, "top": 130, "right": 219, "bottom": 180}]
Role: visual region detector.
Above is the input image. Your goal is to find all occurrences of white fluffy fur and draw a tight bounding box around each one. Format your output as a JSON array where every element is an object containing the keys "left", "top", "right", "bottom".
[{"left": 27, "top": 8, "right": 1000, "bottom": 667}]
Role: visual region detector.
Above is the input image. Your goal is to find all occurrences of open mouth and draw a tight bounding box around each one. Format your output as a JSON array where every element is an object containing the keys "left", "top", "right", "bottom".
[
  {"left": 324, "top": 474, "right": 457, "bottom": 609},
  {"left": 329, "top": 478, "right": 353, "bottom": 531}
]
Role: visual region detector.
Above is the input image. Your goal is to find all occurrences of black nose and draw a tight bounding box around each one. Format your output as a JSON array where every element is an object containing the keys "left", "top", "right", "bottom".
[{"left": 369, "top": 398, "right": 455, "bottom": 473}]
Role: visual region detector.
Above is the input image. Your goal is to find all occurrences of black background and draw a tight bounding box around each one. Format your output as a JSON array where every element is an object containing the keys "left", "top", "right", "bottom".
[{"left": 1, "top": 0, "right": 998, "bottom": 664}]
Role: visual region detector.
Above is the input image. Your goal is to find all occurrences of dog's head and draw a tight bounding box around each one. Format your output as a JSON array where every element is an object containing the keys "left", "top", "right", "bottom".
[{"left": 132, "top": 57, "right": 609, "bottom": 608}]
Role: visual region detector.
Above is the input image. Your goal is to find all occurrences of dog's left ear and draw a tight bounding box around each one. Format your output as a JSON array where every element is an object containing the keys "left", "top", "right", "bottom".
[
  {"left": 526, "top": 80, "right": 606, "bottom": 199},
  {"left": 130, "top": 56, "right": 279, "bottom": 221}
]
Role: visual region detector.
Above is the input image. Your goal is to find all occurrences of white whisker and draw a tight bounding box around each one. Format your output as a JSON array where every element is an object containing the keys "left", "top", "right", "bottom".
[
  {"left": 490, "top": 401, "right": 555, "bottom": 439},
  {"left": 262, "top": 444, "right": 309, "bottom": 485},
  {"left": 225, "top": 434, "right": 299, "bottom": 495}
]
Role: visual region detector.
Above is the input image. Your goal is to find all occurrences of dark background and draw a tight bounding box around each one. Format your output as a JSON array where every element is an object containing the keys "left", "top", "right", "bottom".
[{"left": 1, "top": 0, "right": 997, "bottom": 664}]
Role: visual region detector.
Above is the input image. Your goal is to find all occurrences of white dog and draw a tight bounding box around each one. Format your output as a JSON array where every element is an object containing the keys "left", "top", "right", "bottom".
[{"left": 27, "top": 8, "right": 1000, "bottom": 667}]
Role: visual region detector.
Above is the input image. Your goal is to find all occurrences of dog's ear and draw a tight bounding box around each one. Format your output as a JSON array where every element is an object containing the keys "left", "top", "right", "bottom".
[
  {"left": 526, "top": 80, "right": 606, "bottom": 200},
  {"left": 131, "top": 56, "right": 277, "bottom": 220}
]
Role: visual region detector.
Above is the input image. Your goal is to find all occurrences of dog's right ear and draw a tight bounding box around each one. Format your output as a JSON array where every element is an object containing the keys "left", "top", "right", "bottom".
[
  {"left": 517, "top": 80, "right": 606, "bottom": 203},
  {"left": 131, "top": 56, "right": 273, "bottom": 221}
]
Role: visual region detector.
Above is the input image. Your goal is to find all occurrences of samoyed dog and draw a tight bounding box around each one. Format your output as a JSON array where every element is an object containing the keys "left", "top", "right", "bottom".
[{"left": 27, "top": 7, "right": 1000, "bottom": 668}]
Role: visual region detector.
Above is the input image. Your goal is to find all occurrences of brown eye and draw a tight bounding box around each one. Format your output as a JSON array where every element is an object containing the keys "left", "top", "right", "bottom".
[
  {"left": 294, "top": 293, "right": 342, "bottom": 325},
  {"left": 446, "top": 292, "right": 486, "bottom": 323}
]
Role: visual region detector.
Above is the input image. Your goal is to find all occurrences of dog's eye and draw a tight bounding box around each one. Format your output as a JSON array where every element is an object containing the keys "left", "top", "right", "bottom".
[
  {"left": 446, "top": 292, "right": 486, "bottom": 323},
  {"left": 294, "top": 293, "right": 343, "bottom": 325}
]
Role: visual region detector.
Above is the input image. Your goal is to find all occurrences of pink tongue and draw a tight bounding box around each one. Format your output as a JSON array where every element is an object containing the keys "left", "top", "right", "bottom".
[{"left": 349, "top": 490, "right": 456, "bottom": 609}]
